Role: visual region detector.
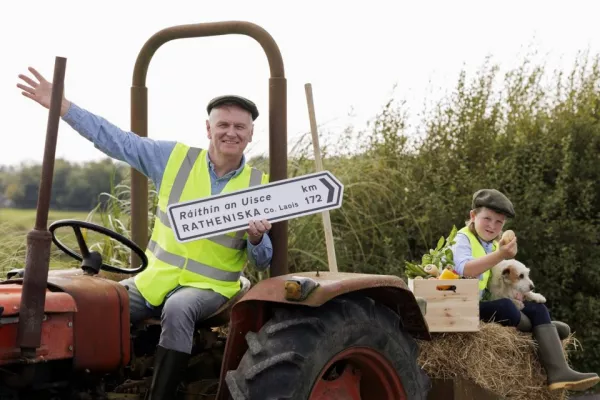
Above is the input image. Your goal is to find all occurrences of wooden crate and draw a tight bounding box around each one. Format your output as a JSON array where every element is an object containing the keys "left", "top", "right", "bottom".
[{"left": 408, "top": 278, "right": 480, "bottom": 332}]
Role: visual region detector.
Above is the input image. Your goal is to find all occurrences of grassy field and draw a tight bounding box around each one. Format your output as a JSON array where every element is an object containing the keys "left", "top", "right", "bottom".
[{"left": 0, "top": 208, "right": 116, "bottom": 277}]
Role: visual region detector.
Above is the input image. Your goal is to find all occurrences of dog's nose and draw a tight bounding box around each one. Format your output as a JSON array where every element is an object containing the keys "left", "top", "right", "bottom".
[{"left": 530, "top": 284, "right": 535, "bottom": 291}]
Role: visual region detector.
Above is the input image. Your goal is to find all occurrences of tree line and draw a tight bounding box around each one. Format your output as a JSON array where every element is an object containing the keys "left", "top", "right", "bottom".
[{"left": 0, "top": 159, "right": 128, "bottom": 210}]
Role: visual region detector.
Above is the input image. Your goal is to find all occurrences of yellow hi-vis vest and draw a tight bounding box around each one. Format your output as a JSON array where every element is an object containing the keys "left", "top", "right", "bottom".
[
  {"left": 458, "top": 226, "right": 498, "bottom": 294},
  {"left": 134, "top": 144, "right": 269, "bottom": 306}
]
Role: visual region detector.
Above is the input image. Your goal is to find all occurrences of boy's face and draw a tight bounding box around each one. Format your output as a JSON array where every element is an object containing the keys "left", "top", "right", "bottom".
[{"left": 471, "top": 207, "right": 506, "bottom": 242}]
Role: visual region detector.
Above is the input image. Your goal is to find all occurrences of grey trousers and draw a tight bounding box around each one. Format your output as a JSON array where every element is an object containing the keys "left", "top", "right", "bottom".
[{"left": 120, "top": 277, "right": 228, "bottom": 354}]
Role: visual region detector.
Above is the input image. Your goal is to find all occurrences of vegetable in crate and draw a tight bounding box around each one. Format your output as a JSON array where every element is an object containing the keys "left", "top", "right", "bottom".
[
  {"left": 424, "top": 264, "right": 440, "bottom": 277},
  {"left": 439, "top": 267, "right": 459, "bottom": 280},
  {"left": 404, "top": 225, "right": 459, "bottom": 279},
  {"left": 437, "top": 266, "right": 459, "bottom": 290}
]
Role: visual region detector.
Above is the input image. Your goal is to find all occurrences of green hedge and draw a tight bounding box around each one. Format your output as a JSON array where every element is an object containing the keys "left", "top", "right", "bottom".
[{"left": 284, "top": 53, "right": 600, "bottom": 376}]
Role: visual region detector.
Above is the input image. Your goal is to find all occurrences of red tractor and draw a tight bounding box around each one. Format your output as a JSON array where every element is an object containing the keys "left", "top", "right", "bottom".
[{"left": 0, "top": 21, "right": 432, "bottom": 399}]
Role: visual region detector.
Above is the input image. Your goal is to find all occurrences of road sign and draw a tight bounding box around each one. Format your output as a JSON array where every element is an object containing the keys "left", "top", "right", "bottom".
[{"left": 167, "top": 171, "right": 344, "bottom": 243}]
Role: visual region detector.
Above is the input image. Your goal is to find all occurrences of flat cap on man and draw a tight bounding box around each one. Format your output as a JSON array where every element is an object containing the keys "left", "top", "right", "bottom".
[
  {"left": 206, "top": 95, "right": 259, "bottom": 121},
  {"left": 472, "top": 189, "right": 515, "bottom": 218}
]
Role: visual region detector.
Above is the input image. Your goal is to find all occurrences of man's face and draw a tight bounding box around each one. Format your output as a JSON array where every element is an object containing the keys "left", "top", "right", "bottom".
[{"left": 206, "top": 104, "right": 253, "bottom": 158}]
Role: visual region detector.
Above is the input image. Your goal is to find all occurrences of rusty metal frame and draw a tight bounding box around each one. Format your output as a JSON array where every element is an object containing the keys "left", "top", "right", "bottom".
[
  {"left": 129, "top": 21, "right": 288, "bottom": 277},
  {"left": 16, "top": 56, "right": 67, "bottom": 358}
]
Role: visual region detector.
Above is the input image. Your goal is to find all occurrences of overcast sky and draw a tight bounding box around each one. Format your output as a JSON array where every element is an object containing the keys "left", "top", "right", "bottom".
[{"left": 1, "top": 0, "right": 598, "bottom": 167}]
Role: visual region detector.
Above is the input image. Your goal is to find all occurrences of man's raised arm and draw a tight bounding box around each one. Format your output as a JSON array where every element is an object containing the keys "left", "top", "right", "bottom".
[{"left": 17, "top": 66, "right": 173, "bottom": 189}]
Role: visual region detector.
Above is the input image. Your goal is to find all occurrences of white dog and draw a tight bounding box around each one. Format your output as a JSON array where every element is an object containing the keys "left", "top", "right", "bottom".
[{"left": 488, "top": 259, "right": 546, "bottom": 310}]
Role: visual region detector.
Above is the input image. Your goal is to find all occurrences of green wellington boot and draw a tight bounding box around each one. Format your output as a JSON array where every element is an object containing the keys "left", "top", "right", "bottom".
[{"left": 534, "top": 324, "right": 600, "bottom": 391}]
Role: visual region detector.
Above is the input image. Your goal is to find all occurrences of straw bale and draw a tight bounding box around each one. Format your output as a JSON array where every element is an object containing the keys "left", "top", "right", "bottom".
[{"left": 417, "top": 322, "right": 581, "bottom": 400}]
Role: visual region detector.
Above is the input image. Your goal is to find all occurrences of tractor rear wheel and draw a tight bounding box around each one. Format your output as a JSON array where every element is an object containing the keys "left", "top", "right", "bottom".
[{"left": 226, "top": 294, "right": 430, "bottom": 400}]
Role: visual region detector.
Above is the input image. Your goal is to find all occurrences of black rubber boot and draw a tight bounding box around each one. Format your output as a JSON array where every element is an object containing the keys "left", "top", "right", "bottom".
[
  {"left": 146, "top": 345, "right": 190, "bottom": 400},
  {"left": 534, "top": 324, "right": 600, "bottom": 391},
  {"left": 517, "top": 313, "right": 571, "bottom": 340}
]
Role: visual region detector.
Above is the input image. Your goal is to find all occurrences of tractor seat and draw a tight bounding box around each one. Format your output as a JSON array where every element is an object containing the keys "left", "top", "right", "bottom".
[{"left": 139, "top": 276, "right": 252, "bottom": 329}]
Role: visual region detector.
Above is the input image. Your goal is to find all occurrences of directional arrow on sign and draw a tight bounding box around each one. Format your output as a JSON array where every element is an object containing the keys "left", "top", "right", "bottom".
[{"left": 167, "top": 171, "right": 344, "bottom": 243}]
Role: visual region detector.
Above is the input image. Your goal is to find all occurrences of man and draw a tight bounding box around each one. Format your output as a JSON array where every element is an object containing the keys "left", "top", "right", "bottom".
[{"left": 17, "top": 66, "right": 273, "bottom": 399}]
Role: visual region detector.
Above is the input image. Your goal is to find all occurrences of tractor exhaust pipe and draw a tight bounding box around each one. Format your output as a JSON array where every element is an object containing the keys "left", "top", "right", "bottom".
[{"left": 16, "top": 56, "right": 67, "bottom": 359}]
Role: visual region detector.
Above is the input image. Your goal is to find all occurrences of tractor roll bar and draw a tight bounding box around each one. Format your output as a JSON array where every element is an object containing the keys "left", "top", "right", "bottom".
[{"left": 129, "top": 21, "right": 288, "bottom": 277}]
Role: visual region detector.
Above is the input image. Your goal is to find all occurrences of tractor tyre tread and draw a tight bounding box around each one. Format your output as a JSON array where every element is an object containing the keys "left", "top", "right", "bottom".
[{"left": 225, "top": 294, "right": 430, "bottom": 400}]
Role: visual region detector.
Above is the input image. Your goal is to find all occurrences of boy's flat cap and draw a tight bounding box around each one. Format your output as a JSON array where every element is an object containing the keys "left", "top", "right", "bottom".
[{"left": 472, "top": 189, "right": 515, "bottom": 218}]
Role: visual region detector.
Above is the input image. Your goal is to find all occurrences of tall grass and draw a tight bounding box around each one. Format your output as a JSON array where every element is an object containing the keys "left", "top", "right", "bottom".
[{"left": 0, "top": 209, "right": 92, "bottom": 274}]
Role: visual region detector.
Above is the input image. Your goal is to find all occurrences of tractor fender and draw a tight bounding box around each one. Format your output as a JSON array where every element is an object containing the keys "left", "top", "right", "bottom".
[{"left": 216, "top": 271, "right": 430, "bottom": 400}]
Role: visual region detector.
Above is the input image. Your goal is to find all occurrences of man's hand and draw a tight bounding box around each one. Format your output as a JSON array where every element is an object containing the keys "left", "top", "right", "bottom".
[
  {"left": 17, "top": 67, "right": 71, "bottom": 116},
  {"left": 247, "top": 219, "right": 271, "bottom": 245}
]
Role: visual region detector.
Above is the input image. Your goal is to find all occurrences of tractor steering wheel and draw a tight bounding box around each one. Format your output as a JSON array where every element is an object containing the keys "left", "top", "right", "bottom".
[{"left": 49, "top": 219, "right": 148, "bottom": 275}]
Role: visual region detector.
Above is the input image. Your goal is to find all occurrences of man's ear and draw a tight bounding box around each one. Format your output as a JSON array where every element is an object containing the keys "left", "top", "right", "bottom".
[
  {"left": 248, "top": 124, "right": 254, "bottom": 143},
  {"left": 206, "top": 119, "right": 212, "bottom": 139}
]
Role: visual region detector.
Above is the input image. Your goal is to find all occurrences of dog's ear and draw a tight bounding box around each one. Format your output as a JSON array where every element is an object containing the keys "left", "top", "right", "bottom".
[{"left": 502, "top": 265, "right": 519, "bottom": 282}]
